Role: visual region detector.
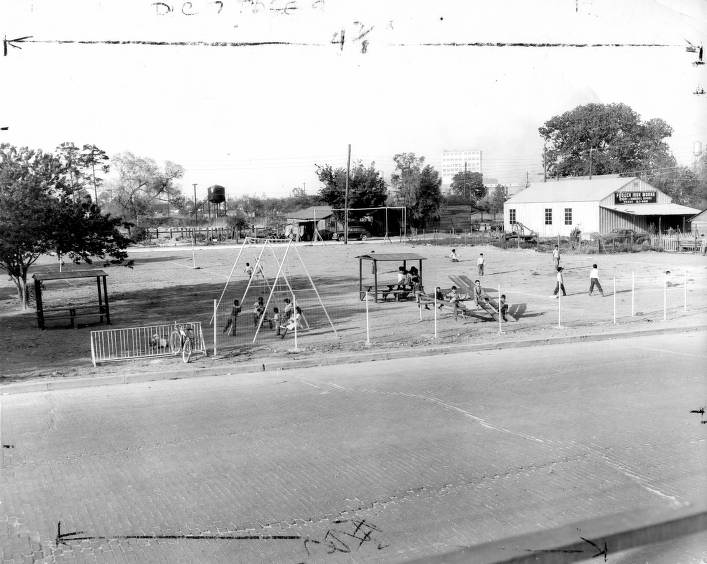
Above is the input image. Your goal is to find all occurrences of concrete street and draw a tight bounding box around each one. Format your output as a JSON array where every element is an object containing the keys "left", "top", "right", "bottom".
[{"left": 1, "top": 332, "right": 706, "bottom": 563}]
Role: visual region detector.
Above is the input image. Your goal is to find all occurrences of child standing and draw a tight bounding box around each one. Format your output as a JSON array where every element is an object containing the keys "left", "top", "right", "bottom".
[
  {"left": 223, "top": 298, "right": 241, "bottom": 335},
  {"left": 272, "top": 307, "right": 281, "bottom": 336},
  {"left": 499, "top": 294, "right": 509, "bottom": 322},
  {"left": 553, "top": 267, "right": 566, "bottom": 298},
  {"left": 477, "top": 253, "right": 485, "bottom": 276},
  {"left": 552, "top": 245, "right": 560, "bottom": 268},
  {"left": 589, "top": 264, "right": 604, "bottom": 296},
  {"left": 473, "top": 279, "right": 483, "bottom": 306}
]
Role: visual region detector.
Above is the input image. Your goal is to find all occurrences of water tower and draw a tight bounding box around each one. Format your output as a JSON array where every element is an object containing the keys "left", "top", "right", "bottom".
[
  {"left": 693, "top": 141, "right": 703, "bottom": 172},
  {"left": 207, "top": 185, "right": 227, "bottom": 218}
]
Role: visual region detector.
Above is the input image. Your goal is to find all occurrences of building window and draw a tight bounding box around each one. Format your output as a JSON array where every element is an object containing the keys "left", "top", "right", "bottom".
[
  {"left": 545, "top": 208, "right": 552, "bottom": 225},
  {"left": 564, "top": 208, "right": 572, "bottom": 225},
  {"left": 509, "top": 209, "right": 516, "bottom": 224}
]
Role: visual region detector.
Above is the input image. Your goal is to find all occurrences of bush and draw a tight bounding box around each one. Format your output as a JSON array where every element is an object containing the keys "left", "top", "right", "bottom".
[{"left": 130, "top": 226, "right": 149, "bottom": 243}]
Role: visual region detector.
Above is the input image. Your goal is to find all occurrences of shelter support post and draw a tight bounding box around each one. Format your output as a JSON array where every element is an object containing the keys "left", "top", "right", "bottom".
[
  {"left": 374, "top": 260, "right": 379, "bottom": 303},
  {"left": 34, "top": 278, "right": 45, "bottom": 330},
  {"left": 96, "top": 276, "right": 104, "bottom": 323},
  {"left": 102, "top": 275, "right": 111, "bottom": 325}
]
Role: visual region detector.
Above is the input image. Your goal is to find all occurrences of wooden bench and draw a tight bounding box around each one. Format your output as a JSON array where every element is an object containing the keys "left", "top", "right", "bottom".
[
  {"left": 361, "top": 285, "right": 414, "bottom": 302},
  {"left": 42, "top": 305, "right": 109, "bottom": 329}
]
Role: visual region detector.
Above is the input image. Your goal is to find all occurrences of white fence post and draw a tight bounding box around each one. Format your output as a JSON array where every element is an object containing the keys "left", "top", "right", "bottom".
[
  {"left": 213, "top": 299, "right": 217, "bottom": 356},
  {"left": 631, "top": 272, "right": 635, "bottom": 317},
  {"left": 498, "top": 284, "right": 504, "bottom": 334},
  {"left": 365, "top": 291, "right": 371, "bottom": 346},
  {"left": 663, "top": 272, "right": 668, "bottom": 321},
  {"left": 434, "top": 291, "right": 438, "bottom": 339},
  {"left": 684, "top": 271, "right": 688, "bottom": 313},
  {"left": 293, "top": 294, "right": 299, "bottom": 352},
  {"left": 557, "top": 292, "right": 562, "bottom": 329},
  {"left": 613, "top": 277, "right": 616, "bottom": 324}
]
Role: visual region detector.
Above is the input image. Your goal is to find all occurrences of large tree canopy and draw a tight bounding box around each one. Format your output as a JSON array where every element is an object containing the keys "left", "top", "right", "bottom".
[
  {"left": 450, "top": 171, "right": 485, "bottom": 204},
  {"left": 0, "top": 143, "right": 129, "bottom": 308},
  {"left": 316, "top": 161, "right": 387, "bottom": 209},
  {"left": 539, "top": 103, "right": 676, "bottom": 178},
  {"left": 390, "top": 153, "right": 442, "bottom": 229},
  {"left": 107, "top": 152, "right": 184, "bottom": 222}
]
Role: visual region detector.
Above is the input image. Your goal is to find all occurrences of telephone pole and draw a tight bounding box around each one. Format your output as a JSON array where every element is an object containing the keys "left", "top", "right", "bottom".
[
  {"left": 344, "top": 144, "right": 351, "bottom": 245},
  {"left": 543, "top": 144, "right": 547, "bottom": 182},
  {"left": 192, "top": 183, "right": 198, "bottom": 268}
]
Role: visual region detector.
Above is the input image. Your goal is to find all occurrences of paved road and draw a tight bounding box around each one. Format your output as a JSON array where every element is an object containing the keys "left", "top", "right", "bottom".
[{"left": 1, "top": 332, "right": 705, "bottom": 563}]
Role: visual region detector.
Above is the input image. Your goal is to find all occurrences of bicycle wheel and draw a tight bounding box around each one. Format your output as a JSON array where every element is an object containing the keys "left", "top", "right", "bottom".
[
  {"left": 169, "top": 331, "right": 181, "bottom": 354},
  {"left": 182, "top": 338, "right": 192, "bottom": 363}
]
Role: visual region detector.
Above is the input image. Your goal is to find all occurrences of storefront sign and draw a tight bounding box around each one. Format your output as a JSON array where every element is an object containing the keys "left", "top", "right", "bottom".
[{"left": 614, "top": 191, "right": 657, "bottom": 204}]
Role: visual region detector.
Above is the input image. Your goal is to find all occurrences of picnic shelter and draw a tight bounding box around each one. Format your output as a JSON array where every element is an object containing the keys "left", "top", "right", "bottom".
[
  {"left": 356, "top": 253, "right": 426, "bottom": 302},
  {"left": 32, "top": 270, "right": 111, "bottom": 329}
]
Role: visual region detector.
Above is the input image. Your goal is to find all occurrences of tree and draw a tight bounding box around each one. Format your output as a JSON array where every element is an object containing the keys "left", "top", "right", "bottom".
[
  {"left": 316, "top": 161, "right": 387, "bottom": 209},
  {"left": 450, "top": 171, "right": 485, "bottom": 203},
  {"left": 490, "top": 184, "right": 509, "bottom": 215},
  {"left": 390, "top": 153, "right": 423, "bottom": 208},
  {"left": 390, "top": 153, "right": 442, "bottom": 229},
  {"left": 0, "top": 144, "right": 129, "bottom": 308},
  {"left": 410, "top": 165, "right": 442, "bottom": 228},
  {"left": 646, "top": 167, "right": 703, "bottom": 208},
  {"left": 109, "top": 152, "right": 184, "bottom": 223},
  {"left": 539, "top": 103, "right": 676, "bottom": 178}
]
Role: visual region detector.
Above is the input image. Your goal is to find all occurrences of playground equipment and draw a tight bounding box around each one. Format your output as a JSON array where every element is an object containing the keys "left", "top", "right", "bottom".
[
  {"left": 503, "top": 221, "right": 537, "bottom": 243},
  {"left": 212, "top": 238, "right": 337, "bottom": 351}
]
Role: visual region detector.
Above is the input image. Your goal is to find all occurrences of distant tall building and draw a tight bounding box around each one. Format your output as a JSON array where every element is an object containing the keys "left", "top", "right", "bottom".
[{"left": 441, "top": 150, "right": 482, "bottom": 187}]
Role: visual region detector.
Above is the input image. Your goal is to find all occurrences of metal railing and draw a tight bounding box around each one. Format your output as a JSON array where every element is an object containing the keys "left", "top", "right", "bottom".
[{"left": 90, "top": 322, "right": 207, "bottom": 367}]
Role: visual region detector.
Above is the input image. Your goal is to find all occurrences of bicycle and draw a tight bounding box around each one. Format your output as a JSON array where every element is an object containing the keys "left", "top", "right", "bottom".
[{"left": 169, "top": 321, "right": 195, "bottom": 363}]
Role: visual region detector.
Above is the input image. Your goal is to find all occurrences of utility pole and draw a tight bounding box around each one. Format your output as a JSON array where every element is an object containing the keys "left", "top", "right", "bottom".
[
  {"left": 192, "top": 183, "right": 198, "bottom": 268},
  {"left": 543, "top": 144, "right": 547, "bottom": 182},
  {"left": 344, "top": 144, "right": 351, "bottom": 245},
  {"left": 589, "top": 147, "right": 593, "bottom": 179}
]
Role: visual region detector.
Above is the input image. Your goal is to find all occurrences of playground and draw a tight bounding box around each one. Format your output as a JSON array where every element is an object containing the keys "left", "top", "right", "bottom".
[{"left": 1, "top": 241, "right": 706, "bottom": 381}]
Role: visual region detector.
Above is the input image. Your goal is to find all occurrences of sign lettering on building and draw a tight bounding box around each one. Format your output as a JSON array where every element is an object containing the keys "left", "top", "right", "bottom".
[{"left": 614, "top": 191, "right": 657, "bottom": 204}]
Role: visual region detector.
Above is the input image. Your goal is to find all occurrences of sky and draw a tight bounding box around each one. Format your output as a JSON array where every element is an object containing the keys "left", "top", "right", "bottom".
[{"left": 1, "top": 0, "right": 706, "bottom": 200}]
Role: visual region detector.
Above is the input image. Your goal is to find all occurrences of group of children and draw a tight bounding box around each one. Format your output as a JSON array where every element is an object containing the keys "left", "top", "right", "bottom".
[
  {"left": 551, "top": 244, "right": 606, "bottom": 298},
  {"left": 448, "top": 249, "right": 486, "bottom": 276},
  {"left": 424, "top": 279, "right": 510, "bottom": 322},
  {"left": 223, "top": 296, "right": 304, "bottom": 339}
]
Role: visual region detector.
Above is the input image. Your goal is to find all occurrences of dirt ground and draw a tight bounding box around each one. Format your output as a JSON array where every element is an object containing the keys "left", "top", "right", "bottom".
[{"left": 1, "top": 239, "right": 706, "bottom": 382}]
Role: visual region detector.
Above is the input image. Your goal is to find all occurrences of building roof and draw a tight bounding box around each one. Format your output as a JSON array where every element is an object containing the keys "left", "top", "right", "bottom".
[
  {"left": 506, "top": 175, "right": 634, "bottom": 204},
  {"left": 32, "top": 270, "right": 108, "bottom": 281},
  {"left": 602, "top": 203, "right": 702, "bottom": 216},
  {"left": 356, "top": 253, "right": 426, "bottom": 262},
  {"left": 287, "top": 206, "right": 333, "bottom": 221},
  {"left": 689, "top": 209, "right": 707, "bottom": 221}
]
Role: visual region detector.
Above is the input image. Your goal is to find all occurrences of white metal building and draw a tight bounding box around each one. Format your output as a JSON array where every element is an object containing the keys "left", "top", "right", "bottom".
[{"left": 503, "top": 175, "right": 701, "bottom": 237}]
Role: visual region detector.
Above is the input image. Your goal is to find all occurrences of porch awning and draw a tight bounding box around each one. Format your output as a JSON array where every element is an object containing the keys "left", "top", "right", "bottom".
[{"left": 601, "top": 203, "right": 701, "bottom": 216}]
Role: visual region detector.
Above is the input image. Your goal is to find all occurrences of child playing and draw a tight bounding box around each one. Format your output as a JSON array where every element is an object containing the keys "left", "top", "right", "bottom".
[
  {"left": 253, "top": 296, "right": 265, "bottom": 326},
  {"left": 473, "top": 279, "right": 483, "bottom": 306},
  {"left": 589, "top": 264, "right": 604, "bottom": 297},
  {"left": 553, "top": 267, "right": 566, "bottom": 297},
  {"left": 477, "top": 253, "right": 485, "bottom": 276},
  {"left": 499, "top": 294, "right": 509, "bottom": 322},
  {"left": 272, "top": 307, "right": 281, "bottom": 336},
  {"left": 449, "top": 249, "right": 460, "bottom": 262},
  {"left": 223, "top": 298, "right": 241, "bottom": 335},
  {"left": 280, "top": 306, "right": 302, "bottom": 339}
]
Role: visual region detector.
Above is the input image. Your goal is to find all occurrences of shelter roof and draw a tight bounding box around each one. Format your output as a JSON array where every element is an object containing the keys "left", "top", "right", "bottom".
[
  {"left": 506, "top": 175, "right": 635, "bottom": 203},
  {"left": 601, "top": 203, "right": 701, "bottom": 216},
  {"left": 287, "top": 206, "right": 334, "bottom": 221},
  {"left": 689, "top": 209, "right": 707, "bottom": 221},
  {"left": 32, "top": 270, "right": 108, "bottom": 281},
  {"left": 356, "top": 253, "right": 426, "bottom": 261}
]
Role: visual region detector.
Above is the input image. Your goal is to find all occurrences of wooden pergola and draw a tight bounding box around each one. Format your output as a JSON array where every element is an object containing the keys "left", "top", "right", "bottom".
[
  {"left": 356, "top": 253, "right": 426, "bottom": 303},
  {"left": 32, "top": 270, "right": 111, "bottom": 329}
]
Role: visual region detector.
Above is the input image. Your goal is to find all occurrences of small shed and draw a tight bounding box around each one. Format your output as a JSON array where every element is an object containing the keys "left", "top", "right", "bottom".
[
  {"left": 356, "top": 253, "right": 426, "bottom": 302},
  {"left": 32, "top": 270, "right": 111, "bottom": 329}
]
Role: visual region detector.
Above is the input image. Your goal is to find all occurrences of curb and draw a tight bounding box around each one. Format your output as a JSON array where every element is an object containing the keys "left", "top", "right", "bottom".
[{"left": 2, "top": 324, "right": 705, "bottom": 396}]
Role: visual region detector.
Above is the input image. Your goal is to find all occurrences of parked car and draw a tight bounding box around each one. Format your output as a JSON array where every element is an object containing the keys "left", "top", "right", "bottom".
[
  {"left": 603, "top": 229, "right": 649, "bottom": 244},
  {"left": 333, "top": 225, "right": 371, "bottom": 241}
]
